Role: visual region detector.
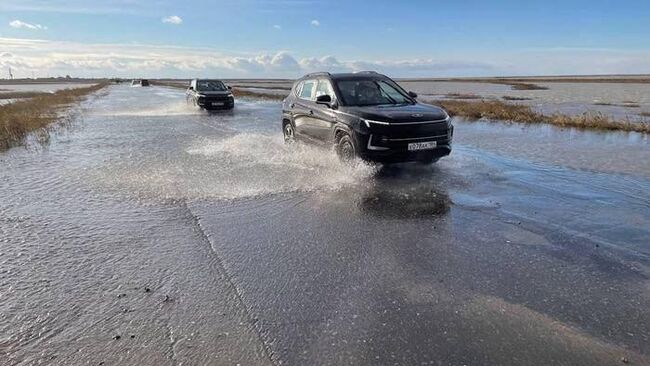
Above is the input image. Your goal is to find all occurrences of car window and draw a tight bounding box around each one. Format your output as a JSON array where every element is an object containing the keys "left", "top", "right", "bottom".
[
  {"left": 299, "top": 80, "right": 316, "bottom": 100},
  {"left": 196, "top": 80, "right": 227, "bottom": 92},
  {"left": 336, "top": 79, "right": 411, "bottom": 106},
  {"left": 315, "top": 79, "right": 335, "bottom": 100},
  {"left": 294, "top": 81, "right": 304, "bottom": 97}
]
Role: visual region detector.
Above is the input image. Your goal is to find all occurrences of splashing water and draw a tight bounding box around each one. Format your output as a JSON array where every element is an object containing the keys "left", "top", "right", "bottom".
[
  {"left": 185, "top": 133, "right": 378, "bottom": 198},
  {"left": 99, "top": 132, "right": 378, "bottom": 200}
]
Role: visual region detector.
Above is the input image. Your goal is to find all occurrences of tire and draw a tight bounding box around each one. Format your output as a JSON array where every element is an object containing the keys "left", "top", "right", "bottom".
[
  {"left": 336, "top": 133, "right": 357, "bottom": 162},
  {"left": 283, "top": 121, "right": 295, "bottom": 143}
]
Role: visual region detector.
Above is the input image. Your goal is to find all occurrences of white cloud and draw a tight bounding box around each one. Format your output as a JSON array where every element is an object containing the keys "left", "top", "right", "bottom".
[
  {"left": 9, "top": 20, "right": 47, "bottom": 30},
  {"left": 310, "top": 19, "right": 320, "bottom": 27},
  {"left": 2, "top": 37, "right": 649, "bottom": 79},
  {"left": 273, "top": 24, "right": 281, "bottom": 30},
  {"left": 161, "top": 15, "right": 183, "bottom": 25}
]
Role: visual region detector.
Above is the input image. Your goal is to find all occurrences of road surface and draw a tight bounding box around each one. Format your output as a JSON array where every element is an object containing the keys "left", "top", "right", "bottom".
[{"left": 1, "top": 85, "right": 649, "bottom": 365}]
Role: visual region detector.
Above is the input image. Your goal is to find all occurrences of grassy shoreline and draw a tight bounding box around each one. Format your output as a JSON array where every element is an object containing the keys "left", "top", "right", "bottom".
[
  {"left": 0, "top": 83, "right": 108, "bottom": 150},
  {"left": 151, "top": 80, "right": 286, "bottom": 100},
  {"left": 431, "top": 99, "right": 650, "bottom": 133},
  {"left": 152, "top": 81, "right": 648, "bottom": 134}
]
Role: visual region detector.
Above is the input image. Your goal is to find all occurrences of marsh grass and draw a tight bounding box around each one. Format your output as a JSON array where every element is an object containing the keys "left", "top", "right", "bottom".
[
  {"left": 232, "top": 88, "right": 286, "bottom": 100},
  {"left": 430, "top": 99, "right": 650, "bottom": 133},
  {"left": 502, "top": 96, "right": 533, "bottom": 101},
  {"left": 508, "top": 82, "right": 549, "bottom": 90},
  {"left": 443, "top": 93, "right": 482, "bottom": 100},
  {"left": 0, "top": 91, "right": 52, "bottom": 100},
  {"left": 151, "top": 80, "right": 288, "bottom": 101},
  {"left": 593, "top": 101, "right": 641, "bottom": 108},
  {"left": 0, "top": 83, "right": 107, "bottom": 150}
]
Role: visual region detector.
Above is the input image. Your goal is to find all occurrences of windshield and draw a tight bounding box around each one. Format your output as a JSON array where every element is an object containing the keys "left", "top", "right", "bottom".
[
  {"left": 336, "top": 79, "right": 412, "bottom": 106},
  {"left": 196, "top": 80, "right": 227, "bottom": 92}
]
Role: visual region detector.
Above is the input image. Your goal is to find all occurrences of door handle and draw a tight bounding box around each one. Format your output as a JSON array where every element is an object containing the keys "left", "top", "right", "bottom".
[
  {"left": 309, "top": 110, "right": 314, "bottom": 115},
  {"left": 290, "top": 103, "right": 295, "bottom": 108}
]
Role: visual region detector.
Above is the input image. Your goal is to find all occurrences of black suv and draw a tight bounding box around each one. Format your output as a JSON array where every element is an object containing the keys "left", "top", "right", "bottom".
[
  {"left": 281, "top": 72, "right": 453, "bottom": 163},
  {"left": 186, "top": 79, "right": 234, "bottom": 110}
]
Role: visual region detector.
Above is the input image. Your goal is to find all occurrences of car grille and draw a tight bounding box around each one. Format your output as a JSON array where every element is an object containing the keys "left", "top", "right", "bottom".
[
  {"left": 201, "top": 95, "right": 232, "bottom": 102},
  {"left": 369, "top": 121, "right": 452, "bottom": 148}
]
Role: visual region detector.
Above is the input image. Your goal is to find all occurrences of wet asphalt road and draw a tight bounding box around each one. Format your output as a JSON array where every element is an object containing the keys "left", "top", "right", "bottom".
[{"left": 1, "top": 85, "right": 649, "bottom": 365}]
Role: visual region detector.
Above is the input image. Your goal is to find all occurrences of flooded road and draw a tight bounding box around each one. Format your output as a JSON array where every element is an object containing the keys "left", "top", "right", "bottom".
[{"left": 1, "top": 86, "right": 649, "bottom": 365}]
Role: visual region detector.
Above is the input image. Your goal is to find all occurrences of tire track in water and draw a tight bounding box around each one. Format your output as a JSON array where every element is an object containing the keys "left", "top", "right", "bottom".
[{"left": 178, "top": 199, "right": 280, "bottom": 366}]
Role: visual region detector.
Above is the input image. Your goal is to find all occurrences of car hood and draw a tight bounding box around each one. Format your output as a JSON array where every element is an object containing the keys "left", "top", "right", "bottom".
[
  {"left": 342, "top": 103, "right": 448, "bottom": 123},
  {"left": 197, "top": 91, "right": 231, "bottom": 96}
]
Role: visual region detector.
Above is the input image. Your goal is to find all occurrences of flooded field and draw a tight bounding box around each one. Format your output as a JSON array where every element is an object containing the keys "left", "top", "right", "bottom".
[
  {"left": 230, "top": 79, "right": 650, "bottom": 122},
  {"left": 1, "top": 85, "right": 649, "bottom": 365}
]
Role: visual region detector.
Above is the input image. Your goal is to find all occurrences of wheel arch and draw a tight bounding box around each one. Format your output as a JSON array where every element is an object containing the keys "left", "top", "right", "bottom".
[{"left": 333, "top": 122, "right": 353, "bottom": 141}]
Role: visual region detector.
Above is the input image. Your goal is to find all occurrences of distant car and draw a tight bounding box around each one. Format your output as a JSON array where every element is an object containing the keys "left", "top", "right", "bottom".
[
  {"left": 281, "top": 71, "right": 453, "bottom": 164},
  {"left": 131, "top": 79, "right": 150, "bottom": 87},
  {"left": 186, "top": 79, "right": 234, "bottom": 110}
]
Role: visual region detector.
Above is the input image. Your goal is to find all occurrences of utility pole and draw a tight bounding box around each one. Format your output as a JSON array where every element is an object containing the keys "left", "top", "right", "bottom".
[{"left": 8, "top": 67, "right": 13, "bottom": 80}]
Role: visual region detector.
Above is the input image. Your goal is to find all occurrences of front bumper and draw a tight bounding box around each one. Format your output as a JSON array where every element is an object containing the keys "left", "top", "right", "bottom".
[
  {"left": 359, "top": 121, "right": 454, "bottom": 163},
  {"left": 197, "top": 96, "right": 235, "bottom": 109}
]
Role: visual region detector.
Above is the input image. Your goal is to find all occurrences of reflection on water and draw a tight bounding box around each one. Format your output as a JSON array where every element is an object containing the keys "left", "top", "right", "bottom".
[
  {"left": 354, "top": 166, "right": 451, "bottom": 218},
  {"left": 356, "top": 181, "right": 451, "bottom": 218}
]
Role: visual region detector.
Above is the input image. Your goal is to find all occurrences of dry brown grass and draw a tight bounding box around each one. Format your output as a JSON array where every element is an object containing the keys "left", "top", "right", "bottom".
[
  {"left": 443, "top": 93, "right": 482, "bottom": 100},
  {"left": 502, "top": 96, "right": 532, "bottom": 101},
  {"left": 231, "top": 84, "right": 292, "bottom": 91},
  {"left": 151, "top": 80, "right": 287, "bottom": 101},
  {"left": 508, "top": 82, "right": 548, "bottom": 90},
  {"left": 0, "top": 91, "right": 52, "bottom": 99},
  {"left": 429, "top": 99, "right": 650, "bottom": 134},
  {"left": 640, "top": 112, "right": 650, "bottom": 117},
  {"left": 593, "top": 101, "right": 640, "bottom": 108},
  {"left": 0, "top": 83, "right": 108, "bottom": 150},
  {"left": 232, "top": 88, "right": 286, "bottom": 101},
  {"left": 150, "top": 80, "right": 188, "bottom": 89}
]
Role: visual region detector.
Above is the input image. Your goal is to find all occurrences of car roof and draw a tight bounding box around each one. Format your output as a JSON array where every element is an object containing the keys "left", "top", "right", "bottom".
[{"left": 298, "top": 72, "right": 389, "bottom": 82}]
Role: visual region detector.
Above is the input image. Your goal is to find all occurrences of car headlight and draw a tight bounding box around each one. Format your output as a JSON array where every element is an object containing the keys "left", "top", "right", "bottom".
[{"left": 362, "top": 118, "right": 390, "bottom": 128}]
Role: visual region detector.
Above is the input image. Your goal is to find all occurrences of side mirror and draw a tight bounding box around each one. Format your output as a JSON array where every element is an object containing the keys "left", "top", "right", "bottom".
[
  {"left": 227, "top": 86, "right": 232, "bottom": 90},
  {"left": 188, "top": 86, "right": 194, "bottom": 91},
  {"left": 408, "top": 91, "right": 418, "bottom": 99},
  {"left": 316, "top": 94, "right": 332, "bottom": 105}
]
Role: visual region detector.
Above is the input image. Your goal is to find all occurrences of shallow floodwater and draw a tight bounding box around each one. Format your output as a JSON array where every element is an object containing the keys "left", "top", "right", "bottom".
[
  {"left": 1, "top": 85, "right": 648, "bottom": 365},
  {"left": 402, "top": 80, "right": 650, "bottom": 120},
  {"left": 229, "top": 79, "right": 650, "bottom": 120}
]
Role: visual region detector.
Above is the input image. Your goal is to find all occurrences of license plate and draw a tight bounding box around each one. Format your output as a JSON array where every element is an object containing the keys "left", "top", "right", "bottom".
[
  {"left": 408, "top": 141, "right": 437, "bottom": 151},
  {"left": 211, "top": 102, "right": 224, "bottom": 106}
]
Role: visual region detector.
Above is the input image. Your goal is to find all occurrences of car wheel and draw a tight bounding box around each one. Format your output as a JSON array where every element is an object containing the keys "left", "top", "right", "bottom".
[
  {"left": 336, "top": 133, "right": 357, "bottom": 162},
  {"left": 283, "top": 121, "right": 295, "bottom": 143}
]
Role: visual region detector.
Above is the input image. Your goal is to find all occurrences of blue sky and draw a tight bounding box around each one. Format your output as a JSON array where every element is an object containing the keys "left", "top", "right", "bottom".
[{"left": 1, "top": 0, "right": 649, "bottom": 78}]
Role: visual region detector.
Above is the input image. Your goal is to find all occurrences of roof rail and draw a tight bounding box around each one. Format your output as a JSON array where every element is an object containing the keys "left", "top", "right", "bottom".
[{"left": 304, "top": 71, "right": 331, "bottom": 78}]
